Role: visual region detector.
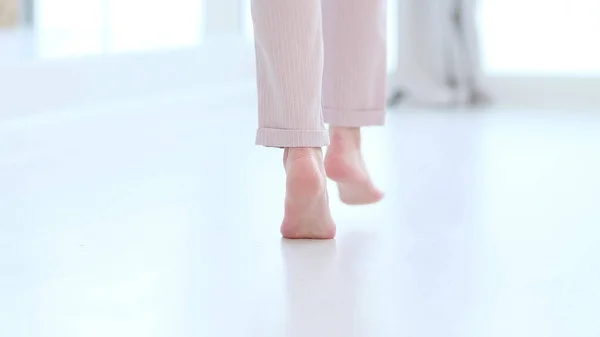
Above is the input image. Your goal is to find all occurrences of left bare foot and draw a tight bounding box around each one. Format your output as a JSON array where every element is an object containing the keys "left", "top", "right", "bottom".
[
  {"left": 280, "top": 148, "right": 337, "bottom": 240},
  {"left": 324, "top": 127, "right": 384, "bottom": 205}
]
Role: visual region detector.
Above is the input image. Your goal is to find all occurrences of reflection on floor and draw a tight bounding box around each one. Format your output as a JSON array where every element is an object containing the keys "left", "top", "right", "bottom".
[{"left": 1, "top": 86, "right": 599, "bottom": 337}]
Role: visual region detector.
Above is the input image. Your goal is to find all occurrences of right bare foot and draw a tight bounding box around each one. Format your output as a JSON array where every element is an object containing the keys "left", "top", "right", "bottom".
[
  {"left": 280, "top": 148, "right": 336, "bottom": 240},
  {"left": 324, "top": 127, "right": 384, "bottom": 205}
]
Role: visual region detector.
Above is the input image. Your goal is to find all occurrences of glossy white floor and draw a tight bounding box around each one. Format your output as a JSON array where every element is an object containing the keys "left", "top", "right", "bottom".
[{"left": 1, "top": 82, "right": 599, "bottom": 337}]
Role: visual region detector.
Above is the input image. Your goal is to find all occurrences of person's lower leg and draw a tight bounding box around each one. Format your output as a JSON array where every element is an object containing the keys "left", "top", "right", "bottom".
[
  {"left": 251, "top": 0, "right": 335, "bottom": 238},
  {"left": 321, "top": 0, "right": 387, "bottom": 205},
  {"left": 324, "top": 127, "right": 384, "bottom": 205}
]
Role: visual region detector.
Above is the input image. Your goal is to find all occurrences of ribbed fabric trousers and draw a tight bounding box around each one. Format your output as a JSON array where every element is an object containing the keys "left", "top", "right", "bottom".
[{"left": 252, "top": 0, "right": 387, "bottom": 147}]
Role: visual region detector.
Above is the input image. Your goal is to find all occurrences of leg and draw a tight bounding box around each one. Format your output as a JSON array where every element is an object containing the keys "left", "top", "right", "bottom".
[
  {"left": 392, "top": 0, "right": 457, "bottom": 107},
  {"left": 252, "top": 0, "right": 328, "bottom": 148},
  {"left": 321, "top": 0, "right": 386, "bottom": 205},
  {"left": 457, "top": 0, "right": 492, "bottom": 104},
  {"left": 251, "top": 0, "right": 335, "bottom": 239},
  {"left": 444, "top": 0, "right": 471, "bottom": 104}
]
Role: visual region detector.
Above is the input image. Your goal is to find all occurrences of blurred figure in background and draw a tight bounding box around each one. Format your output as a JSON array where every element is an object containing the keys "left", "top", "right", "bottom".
[
  {"left": 251, "top": 0, "right": 387, "bottom": 240},
  {"left": 388, "top": 0, "right": 491, "bottom": 107}
]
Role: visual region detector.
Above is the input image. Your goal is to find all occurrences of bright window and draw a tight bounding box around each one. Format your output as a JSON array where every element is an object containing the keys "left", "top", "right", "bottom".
[
  {"left": 480, "top": 0, "right": 600, "bottom": 75},
  {"left": 34, "top": 0, "right": 203, "bottom": 58}
]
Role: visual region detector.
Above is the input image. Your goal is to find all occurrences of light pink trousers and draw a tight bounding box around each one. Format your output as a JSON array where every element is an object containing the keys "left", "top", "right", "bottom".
[{"left": 252, "top": 0, "right": 387, "bottom": 147}]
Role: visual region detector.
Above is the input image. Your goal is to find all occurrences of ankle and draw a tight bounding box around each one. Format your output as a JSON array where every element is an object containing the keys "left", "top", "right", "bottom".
[
  {"left": 329, "top": 127, "right": 361, "bottom": 148},
  {"left": 284, "top": 147, "right": 322, "bottom": 164}
]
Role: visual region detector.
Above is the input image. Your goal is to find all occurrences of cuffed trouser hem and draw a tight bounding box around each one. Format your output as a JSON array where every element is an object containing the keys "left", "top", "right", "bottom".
[
  {"left": 256, "top": 128, "right": 330, "bottom": 148},
  {"left": 323, "top": 108, "right": 386, "bottom": 127}
]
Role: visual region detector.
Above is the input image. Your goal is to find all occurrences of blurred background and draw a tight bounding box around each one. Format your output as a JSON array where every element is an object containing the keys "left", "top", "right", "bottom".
[
  {"left": 1, "top": 0, "right": 599, "bottom": 115},
  {"left": 1, "top": 0, "right": 600, "bottom": 71}
]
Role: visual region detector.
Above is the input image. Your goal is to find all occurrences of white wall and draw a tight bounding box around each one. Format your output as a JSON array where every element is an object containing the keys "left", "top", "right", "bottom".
[
  {"left": 480, "top": 0, "right": 600, "bottom": 75},
  {"left": 34, "top": 0, "right": 204, "bottom": 57}
]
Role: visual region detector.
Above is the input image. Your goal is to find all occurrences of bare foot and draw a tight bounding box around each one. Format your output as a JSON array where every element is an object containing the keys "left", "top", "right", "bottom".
[
  {"left": 280, "top": 148, "right": 336, "bottom": 240},
  {"left": 324, "top": 127, "right": 384, "bottom": 205}
]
